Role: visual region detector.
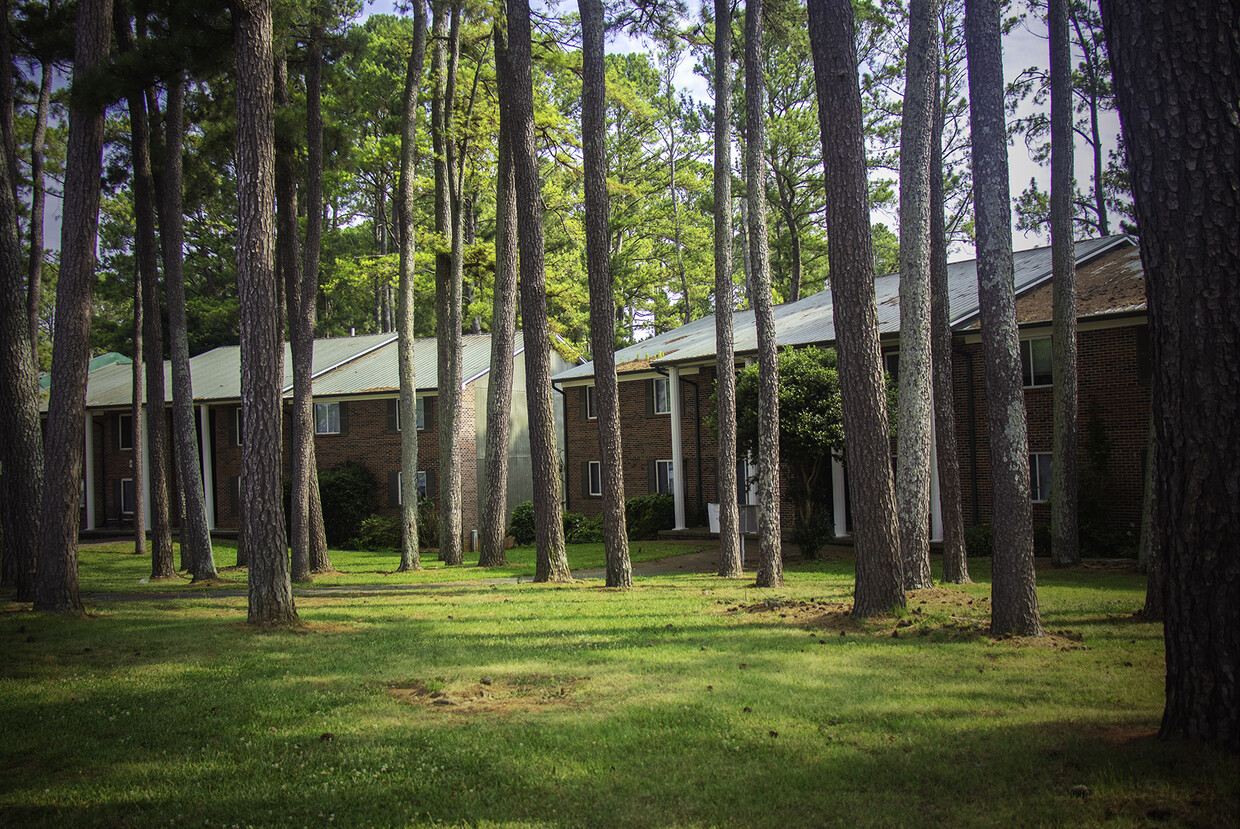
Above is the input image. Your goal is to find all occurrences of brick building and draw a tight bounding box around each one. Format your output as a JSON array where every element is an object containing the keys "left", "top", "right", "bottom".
[
  {"left": 553, "top": 235, "right": 1150, "bottom": 547},
  {"left": 57, "top": 331, "right": 568, "bottom": 548}
]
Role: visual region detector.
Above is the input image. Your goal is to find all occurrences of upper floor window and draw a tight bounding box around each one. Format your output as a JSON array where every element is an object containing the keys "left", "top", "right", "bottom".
[
  {"left": 1020, "top": 337, "right": 1053, "bottom": 387},
  {"left": 653, "top": 377, "right": 672, "bottom": 414},
  {"left": 416, "top": 397, "right": 427, "bottom": 430},
  {"left": 314, "top": 402, "right": 341, "bottom": 435},
  {"left": 118, "top": 413, "right": 134, "bottom": 451},
  {"left": 586, "top": 385, "right": 597, "bottom": 420}
]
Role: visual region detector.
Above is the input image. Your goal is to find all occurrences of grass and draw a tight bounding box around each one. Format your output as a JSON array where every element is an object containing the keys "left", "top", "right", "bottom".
[
  {"left": 72, "top": 539, "right": 699, "bottom": 594},
  {"left": 2, "top": 548, "right": 1237, "bottom": 828}
]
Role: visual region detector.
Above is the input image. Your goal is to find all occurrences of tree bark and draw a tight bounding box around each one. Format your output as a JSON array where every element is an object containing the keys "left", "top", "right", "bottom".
[
  {"left": 130, "top": 223, "right": 146, "bottom": 561},
  {"left": 579, "top": 0, "right": 632, "bottom": 588},
  {"left": 275, "top": 55, "right": 311, "bottom": 584},
  {"left": 746, "top": 0, "right": 782, "bottom": 589},
  {"left": 714, "top": 0, "right": 742, "bottom": 579},
  {"left": 234, "top": 0, "right": 296, "bottom": 626},
  {"left": 27, "top": 49, "right": 53, "bottom": 358},
  {"left": 0, "top": 0, "right": 15, "bottom": 199},
  {"left": 0, "top": 72, "right": 43, "bottom": 601},
  {"left": 432, "top": 0, "right": 464, "bottom": 566},
  {"left": 930, "top": 64, "right": 969, "bottom": 585},
  {"left": 808, "top": 0, "right": 905, "bottom": 618},
  {"left": 503, "top": 0, "right": 570, "bottom": 582},
  {"left": 1049, "top": 0, "right": 1080, "bottom": 567},
  {"left": 478, "top": 25, "right": 516, "bottom": 569},
  {"left": 965, "top": 0, "right": 1042, "bottom": 636},
  {"left": 1098, "top": 0, "right": 1239, "bottom": 749},
  {"left": 160, "top": 74, "right": 216, "bottom": 581},
  {"left": 34, "top": 0, "right": 113, "bottom": 614},
  {"left": 1137, "top": 418, "right": 1161, "bottom": 619},
  {"left": 896, "top": 0, "right": 938, "bottom": 591},
  {"left": 396, "top": 2, "right": 428, "bottom": 573}
]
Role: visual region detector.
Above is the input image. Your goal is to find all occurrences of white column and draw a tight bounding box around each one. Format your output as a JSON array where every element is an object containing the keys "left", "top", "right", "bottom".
[
  {"left": 669, "top": 367, "right": 686, "bottom": 529},
  {"left": 929, "top": 413, "right": 943, "bottom": 543},
  {"left": 141, "top": 407, "right": 152, "bottom": 529},
  {"left": 199, "top": 405, "right": 216, "bottom": 530},
  {"left": 84, "top": 412, "right": 96, "bottom": 530},
  {"left": 832, "top": 455, "right": 848, "bottom": 537}
]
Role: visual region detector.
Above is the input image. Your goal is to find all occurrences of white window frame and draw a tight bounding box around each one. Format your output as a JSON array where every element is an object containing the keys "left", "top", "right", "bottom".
[
  {"left": 653, "top": 376, "right": 672, "bottom": 415},
  {"left": 1030, "top": 453, "right": 1053, "bottom": 502},
  {"left": 1020, "top": 337, "right": 1053, "bottom": 388},
  {"left": 314, "top": 401, "right": 341, "bottom": 435},
  {"left": 118, "top": 413, "right": 134, "bottom": 451},
  {"left": 587, "top": 460, "right": 602, "bottom": 496},
  {"left": 585, "top": 385, "right": 597, "bottom": 420},
  {"left": 656, "top": 459, "right": 675, "bottom": 495},
  {"left": 416, "top": 397, "right": 426, "bottom": 431},
  {"left": 235, "top": 407, "right": 244, "bottom": 445},
  {"left": 120, "top": 478, "right": 135, "bottom": 515},
  {"left": 396, "top": 470, "right": 430, "bottom": 505}
]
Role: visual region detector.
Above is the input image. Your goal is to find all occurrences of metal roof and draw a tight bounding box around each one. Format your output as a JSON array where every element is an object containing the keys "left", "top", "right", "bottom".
[
  {"left": 310, "top": 332, "right": 525, "bottom": 396},
  {"left": 553, "top": 235, "right": 1135, "bottom": 383},
  {"left": 61, "top": 331, "right": 524, "bottom": 411}
]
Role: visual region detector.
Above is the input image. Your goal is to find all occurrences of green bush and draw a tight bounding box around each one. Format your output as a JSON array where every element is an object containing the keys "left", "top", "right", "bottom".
[
  {"left": 351, "top": 514, "right": 401, "bottom": 551},
  {"left": 1033, "top": 523, "right": 1052, "bottom": 557},
  {"left": 564, "top": 511, "right": 604, "bottom": 543},
  {"left": 509, "top": 501, "right": 536, "bottom": 546},
  {"left": 791, "top": 508, "right": 834, "bottom": 560},
  {"left": 964, "top": 523, "right": 993, "bottom": 558},
  {"left": 417, "top": 499, "right": 440, "bottom": 550},
  {"left": 625, "top": 493, "right": 674, "bottom": 541},
  {"left": 318, "top": 460, "right": 376, "bottom": 548}
]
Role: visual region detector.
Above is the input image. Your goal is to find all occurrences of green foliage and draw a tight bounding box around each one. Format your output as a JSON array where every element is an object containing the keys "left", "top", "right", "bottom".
[
  {"left": 317, "top": 461, "right": 376, "bottom": 548},
  {"left": 790, "top": 507, "right": 835, "bottom": 560},
  {"left": 417, "top": 498, "right": 440, "bottom": 550},
  {"left": 964, "top": 523, "right": 994, "bottom": 558},
  {"left": 563, "top": 511, "right": 605, "bottom": 544},
  {"left": 351, "top": 514, "right": 402, "bottom": 551},
  {"left": 625, "top": 493, "right": 674, "bottom": 541},
  {"left": 509, "top": 501, "right": 537, "bottom": 546}
]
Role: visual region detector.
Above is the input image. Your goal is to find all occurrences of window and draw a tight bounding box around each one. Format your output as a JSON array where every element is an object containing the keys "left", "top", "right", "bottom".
[
  {"left": 314, "top": 402, "right": 341, "bottom": 434},
  {"left": 416, "top": 397, "right": 426, "bottom": 430},
  {"left": 585, "top": 385, "right": 597, "bottom": 419},
  {"left": 655, "top": 459, "right": 675, "bottom": 495},
  {"left": 1020, "top": 337, "right": 1053, "bottom": 387},
  {"left": 120, "top": 478, "right": 135, "bottom": 515},
  {"left": 1029, "top": 453, "right": 1052, "bottom": 502},
  {"left": 80, "top": 479, "right": 86, "bottom": 509},
  {"left": 235, "top": 407, "right": 244, "bottom": 446},
  {"left": 395, "top": 471, "right": 430, "bottom": 505},
  {"left": 118, "top": 413, "right": 134, "bottom": 451},
  {"left": 653, "top": 377, "right": 671, "bottom": 414},
  {"left": 587, "top": 461, "right": 602, "bottom": 496},
  {"left": 737, "top": 459, "right": 753, "bottom": 505}
]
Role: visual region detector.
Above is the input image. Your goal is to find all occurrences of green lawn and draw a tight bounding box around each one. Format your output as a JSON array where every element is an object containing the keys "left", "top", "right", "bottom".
[
  {"left": 2, "top": 550, "right": 1236, "bottom": 828},
  {"left": 72, "top": 539, "right": 701, "bottom": 594}
]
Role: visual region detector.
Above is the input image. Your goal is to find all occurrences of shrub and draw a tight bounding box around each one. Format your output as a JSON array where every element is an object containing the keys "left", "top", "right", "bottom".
[
  {"left": 351, "top": 514, "right": 401, "bottom": 551},
  {"left": 565, "top": 512, "right": 604, "bottom": 543},
  {"left": 509, "top": 501, "right": 536, "bottom": 546},
  {"left": 318, "top": 460, "right": 376, "bottom": 548},
  {"left": 417, "top": 499, "right": 440, "bottom": 550},
  {"left": 1033, "top": 523, "right": 1052, "bottom": 557},
  {"left": 964, "top": 523, "right": 993, "bottom": 558},
  {"left": 625, "top": 493, "right": 674, "bottom": 541},
  {"left": 791, "top": 508, "right": 834, "bottom": 560}
]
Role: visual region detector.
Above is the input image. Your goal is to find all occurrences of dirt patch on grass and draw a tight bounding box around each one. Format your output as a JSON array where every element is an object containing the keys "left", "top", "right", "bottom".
[
  {"left": 728, "top": 590, "right": 1088, "bottom": 649},
  {"left": 387, "top": 674, "right": 589, "bottom": 715}
]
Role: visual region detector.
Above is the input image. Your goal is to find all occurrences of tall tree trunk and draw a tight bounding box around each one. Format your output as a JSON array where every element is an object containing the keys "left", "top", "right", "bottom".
[
  {"left": 1049, "top": 0, "right": 1080, "bottom": 567},
  {"left": 1099, "top": 0, "right": 1239, "bottom": 750},
  {"left": 302, "top": 24, "right": 331, "bottom": 575},
  {"left": 160, "top": 74, "right": 216, "bottom": 581},
  {"left": 0, "top": 75, "right": 43, "bottom": 601},
  {"left": 808, "top": 0, "right": 905, "bottom": 617},
  {"left": 0, "top": 0, "right": 14, "bottom": 199},
  {"left": 234, "top": 0, "right": 296, "bottom": 626},
  {"left": 1137, "top": 418, "right": 1160, "bottom": 618},
  {"left": 478, "top": 23, "right": 516, "bottom": 569},
  {"left": 580, "top": 0, "right": 632, "bottom": 588},
  {"left": 503, "top": 0, "right": 570, "bottom": 582},
  {"left": 896, "top": 0, "right": 938, "bottom": 591},
  {"left": 116, "top": 2, "right": 174, "bottom": 579},
  {"left": 27, "top": 49, "right": 53, "bottom": 358},
  {"left": 930, "top": 64, "right": 969, "bottom": 585},
  {"left": 714, "top": 0, "right": 742, "bottom": 579},
  {"left": 432, "top": 0, "right": 464, "bottom": 566},
  {"left": 746, "top": 0, "right": 782, "bottom": 589},
  {"left": 275, "top": 55, "right": 311, "bottom": 584},
  {"left": 130, "top": 237, "right": 147, "bottom": 560},
  {"left": 965, "top": 0, "right": 1041, "bottom": 637},
  {"left": 34, "top": 0, "right": 113, "bottom": 614},
  {"left": 396, "top": 3, "right": 427, "bottom": 572}
]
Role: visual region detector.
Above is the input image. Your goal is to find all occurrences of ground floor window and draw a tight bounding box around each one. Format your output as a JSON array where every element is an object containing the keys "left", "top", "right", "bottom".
[
  {"left": 587, "top": 461, "right": 602, "bottom": 496},
  {"left": 396, "top": 470, "right": 429, "bottom": 505},
  {"left": 120, "top": 478, "right": 135, "bottom": 515},
  {"left": 655, "top": 459, "right": 674, "bottom": 495},
  {"left": 1029, "top": 453, "right": 1052, "bottom": 502}
]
